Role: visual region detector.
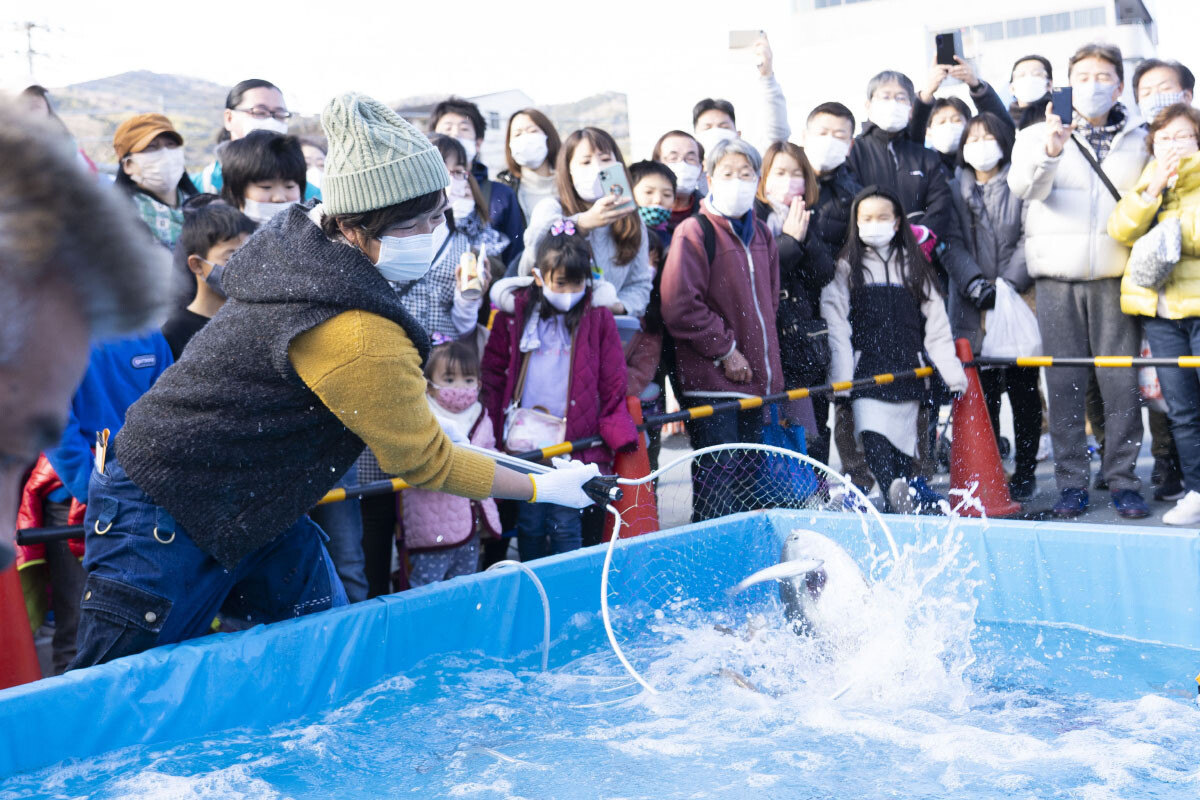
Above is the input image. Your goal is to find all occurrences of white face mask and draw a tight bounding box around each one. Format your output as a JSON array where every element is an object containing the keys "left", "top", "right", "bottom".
[
  {"left": 510, "top": 132, "right": 549, "bottom": 169},
  {"left": 543, "top": 285, "right": 586, "bottom": 312},
  {"left": 858, "top": 221, "right": 896, "bottom": 249},
  {"left": 1074, "top": 81, "right": 1118, "bottom": 120},
  {"left": 128, "top": 146, "right": 186, "bottom": 197},
  {"left": 241, "top": 116, "right": 289, "bottom": 136},
  {"left": 963, "top": 140, "right": 1004, "bottom": 173},
  {"left": 709, "top": 177, "right": 758, "bottom": 219},
  {"left": 804, "top": 134, "right": 851, "bottom": 173},
  {"left": 869, "top": 99, "right": 911, "bottom": 133},
  {"left": 242, "top": 199, "right": 294, "bottom": 224},
  {"left": 456, "top": 136, "right": 478, "bottom": 164},
  {"left": 927, "top": 122, "right": 964, "bottom": 154},
  {"left": 695, "top": 126, "right": 737, "bottom": 155},
  {"left": 1140, "top": 91, "right": 1188, "bottom": 125},
  {"left": 1011, "top": 75, "right": 1049, "bottom": 105},
  {"left": 447, "top": 175, "right": 475, "bottom": 218},
  {"left": 666, "top": 161, "right": 702, "bottom": 195},
  {"left": 375, "top": 232, "right": 434, "bottom": 282},
  {"left": 571, "top": 162, "right": 604, "bottom": 202}
]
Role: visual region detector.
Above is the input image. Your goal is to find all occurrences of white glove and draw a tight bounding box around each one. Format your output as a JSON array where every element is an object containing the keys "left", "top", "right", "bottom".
[{"left": 530, "top": 458, "right": 602, "bottom": 508}]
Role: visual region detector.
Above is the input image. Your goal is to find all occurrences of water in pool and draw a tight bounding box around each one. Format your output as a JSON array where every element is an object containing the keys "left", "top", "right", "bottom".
[{"left": 4, "top": 532, "right": 1199, "bottom": 800}]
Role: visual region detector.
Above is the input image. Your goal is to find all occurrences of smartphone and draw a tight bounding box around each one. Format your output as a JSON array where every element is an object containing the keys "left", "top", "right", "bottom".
[
  {"left": 728, "top": 29, "right": 762, "bottom": 50},
  {"left": 1050, "top": 87, "right": 1073, "bottom": 122},
  {"left": 598, "top": 163, "right": 633, "bottom": 206},
  {"left": 935, "top": 31, "right": 962, "bottom": 66}
]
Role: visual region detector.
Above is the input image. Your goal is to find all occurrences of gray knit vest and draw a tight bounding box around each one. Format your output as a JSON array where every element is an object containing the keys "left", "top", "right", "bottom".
[{"left": 117, "top": 203, "right": 431, "bottom": 569}]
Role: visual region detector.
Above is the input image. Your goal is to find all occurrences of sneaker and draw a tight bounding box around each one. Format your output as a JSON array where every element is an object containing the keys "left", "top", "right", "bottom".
[
  {"left": 1163, "top": 491, "right": 1200, "bottom": 526},
  {"left": 1052, "top": 488, "right": 1089, "bottom": 518},
  {"left": 1036, "top": 433, "right": 1053, "bottom": 462},
  {"left": 908, "top": 476, "right": 949, "bottom": 515},
  {"left": 1111, "top": 489, "right": 1150, "bottom": 520},
  {"left": 888, "top": 478, "right": 914, "bottom": 514},
  {"left": 1155, "top": 476, "right": 1187, "bottom": 503},
  {"left": 1009, "top": 472, "right": 1036, "bottom": 503}
]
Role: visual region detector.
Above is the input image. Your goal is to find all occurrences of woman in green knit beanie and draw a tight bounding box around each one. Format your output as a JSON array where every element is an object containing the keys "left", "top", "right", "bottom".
[{"left": 70, "top": 93, "right": 602, "bottom": 669}]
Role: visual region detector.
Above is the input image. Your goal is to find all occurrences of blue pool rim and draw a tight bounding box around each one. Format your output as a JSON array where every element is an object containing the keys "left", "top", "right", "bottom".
[{"left": 1, "top": 511, "right": 1197, "bottom": 778}]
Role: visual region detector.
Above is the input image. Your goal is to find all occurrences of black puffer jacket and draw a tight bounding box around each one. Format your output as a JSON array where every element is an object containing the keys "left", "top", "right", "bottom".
[
  {"left": 811, "top": 163, "right": 861, "bottom": 259},
  {"left": 847, "top": 122, "right": 955, "bottom": 240},
  {"left": 753, "top": 198, "right": 836, "bottom": 318}
]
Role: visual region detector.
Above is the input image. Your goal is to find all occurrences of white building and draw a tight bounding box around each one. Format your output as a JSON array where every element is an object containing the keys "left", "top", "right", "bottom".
[{"left": 625, "top": 0, "right": 1162, "bottom": 159}]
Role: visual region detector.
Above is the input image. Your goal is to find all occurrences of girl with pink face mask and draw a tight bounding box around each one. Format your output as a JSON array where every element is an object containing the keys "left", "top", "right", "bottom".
[{"left": 401, "top": 340, "right": 502, "bottom": 586}]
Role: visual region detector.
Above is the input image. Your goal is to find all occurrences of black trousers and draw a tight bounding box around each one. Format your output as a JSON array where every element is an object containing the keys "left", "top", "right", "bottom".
[
  {"left": 685, "top": 405, "right": 765, "bottom": 522},
  {"left": 359, "top": 493, "right": 397, "bottom": 598},
  {"left": 861, "top": 431, "right": 914, "bottom": 510},
  {"left": 979, "top": 365, "right": 1042, "bottom": 480}
]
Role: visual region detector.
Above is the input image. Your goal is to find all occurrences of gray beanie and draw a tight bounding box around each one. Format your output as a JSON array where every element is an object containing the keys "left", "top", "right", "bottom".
[{"left": 320, "top": 92, "right": 449, "bottom": 215}]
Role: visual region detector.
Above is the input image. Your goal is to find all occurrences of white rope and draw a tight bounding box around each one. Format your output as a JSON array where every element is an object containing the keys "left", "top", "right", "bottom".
[{"left": 485, "top": 560, "right": 551, "bottom": 672}]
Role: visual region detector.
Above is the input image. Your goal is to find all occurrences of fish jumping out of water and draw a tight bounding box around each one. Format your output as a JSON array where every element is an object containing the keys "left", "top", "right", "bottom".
[{"left": 730, "top": 529, "right": 870, "bottom": 635}]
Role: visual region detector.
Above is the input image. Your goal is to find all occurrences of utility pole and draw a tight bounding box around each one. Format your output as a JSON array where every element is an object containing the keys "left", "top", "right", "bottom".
[{"left": 13, "top": 21, "right": 50, "bottom": 84}]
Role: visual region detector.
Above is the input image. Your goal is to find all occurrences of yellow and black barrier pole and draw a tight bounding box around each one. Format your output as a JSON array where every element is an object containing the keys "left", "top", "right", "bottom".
[
  {"left": 974, "top": 355, "right": 1200, "bottom": 369},
  {"left": 14, "top": 366, "right": 935, "bottom": 546}
]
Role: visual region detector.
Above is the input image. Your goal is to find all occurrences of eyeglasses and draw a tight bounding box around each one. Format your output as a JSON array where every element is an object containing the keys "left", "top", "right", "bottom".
[
  {"left": 1154, "top": 134, "right": 1198, "bottom": 145},
  {"left": 448, "top": 168, "right": 470, "bottom": 179},
  {"left": 234, "top": 106, "right": 293, "bottom": 122}
]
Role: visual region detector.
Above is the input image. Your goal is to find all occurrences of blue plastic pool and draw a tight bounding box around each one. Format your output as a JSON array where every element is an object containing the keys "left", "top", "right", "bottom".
[{"left": 2, "top": 511, "right": 1199, "bottom": 799}]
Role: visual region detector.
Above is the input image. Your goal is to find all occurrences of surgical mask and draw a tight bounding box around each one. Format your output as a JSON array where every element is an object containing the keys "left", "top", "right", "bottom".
[
  {"left": 858, "top": 221, "right": 896, "bottom": 249},
  {"left": 709, "top": 178, "right": 757, "bottom": 219},
  {"left": 666, "top": 161, "right": 702, "bottom": 195},
  {"left": 638, "top": 204, "right": 671, "bottom": 227},
  {"left": 868, "top": 99, "right": 911, "bottom": 133},
  {"left": 431, "top": 384, "right": 479, "bottom": 413},
  {"left": 375, "top": 232, "right": 434, "bottom": 282},
  {"left": 571, "top": 163, "right": 604, "bottom": 202},
  {"left": 695, "top": 126, "right": 737, "bottom": 154},
  {"left": 510, "top": 132, "right": 548, "bottom": 168},
  {"left": 241, "top": 116, "right": 288, "bottom": 136},
  {"left": 198, "top": 257, "right": 227, "bottom": 299},
  {"left": 456, "top": 136, "right": 478, "bottom": 164},
  {"left": 128, "top": 146, "right": 186, "bottom": 197},
  {"left": 242, "top": 199, "right": 293, "bottom": 224},
  {"left": 543, "top": 284, "right": 586, "bottom": 312},
  {"left": 448, "top": 176, "right": 475, "bottom": 218},
  {"left": 765, "top": 175, "right": 805, "bottom": 208},
  {"left": 1140, "top": 91, "right": 1188, "bottom": 124},
  {"left": 1011, "top": 76, "right": 1049, "bottom": 105},
  {"left": 963, "top": 140, "right": 1004, "bottom": 172},
  {"left": 1074, "top": 82, "right": 1118, "bottom": 120},
  {"left": 804, "top": 135, "right": 851, "bottom": 173},
  {"left": 927, "top": 122, "right": 964, "bottom": 154},
  {"left": 306, "top": 166, "right": 324, "bottom": 190}
]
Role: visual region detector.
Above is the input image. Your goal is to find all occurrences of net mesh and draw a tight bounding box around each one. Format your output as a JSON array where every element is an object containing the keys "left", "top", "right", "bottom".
[{"left": 602, "top": 444, "right": 896, "bottom": 693}]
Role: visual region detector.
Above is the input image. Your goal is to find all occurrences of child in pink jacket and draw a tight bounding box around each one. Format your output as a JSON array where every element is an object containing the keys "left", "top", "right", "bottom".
[{"left": 402, "top": 340, "right": 501, "bottom": 586}]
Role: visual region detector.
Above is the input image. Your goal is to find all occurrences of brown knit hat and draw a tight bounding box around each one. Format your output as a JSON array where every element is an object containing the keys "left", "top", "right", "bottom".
[{"left": 113, "top": 113, "right": 183, "bottom": 160}]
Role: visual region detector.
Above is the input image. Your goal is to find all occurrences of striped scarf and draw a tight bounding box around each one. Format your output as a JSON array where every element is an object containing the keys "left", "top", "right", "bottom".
[{"left": 1074, "top": 103, "right": 1128, "bottom": 163}]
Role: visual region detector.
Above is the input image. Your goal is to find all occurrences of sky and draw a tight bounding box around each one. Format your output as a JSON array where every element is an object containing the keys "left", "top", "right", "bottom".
[
  {"left": 5, "top": 0, "right": 1199, "bottom": 146},
  {"left": 1, "top": 0, "right": 791, "bottom": 111}
]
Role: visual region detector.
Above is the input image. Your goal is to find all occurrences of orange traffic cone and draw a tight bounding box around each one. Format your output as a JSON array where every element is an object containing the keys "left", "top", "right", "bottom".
[
  {"left": 950, "top": 338, "right": 1021, "bottom": 517},
  {"left": 0, "top": 564, "right": 41, "bottom": 689},
  {"left": 603, "top": 396, "right": 659, "bottom": 542}
]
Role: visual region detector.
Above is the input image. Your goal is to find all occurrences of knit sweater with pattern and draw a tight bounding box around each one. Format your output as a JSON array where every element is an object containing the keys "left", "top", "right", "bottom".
[{"left": 117, "top": 202, "right": 493, "bottom": 568}]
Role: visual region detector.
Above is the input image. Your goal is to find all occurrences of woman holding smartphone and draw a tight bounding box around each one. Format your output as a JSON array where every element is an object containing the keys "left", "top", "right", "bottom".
[{"left": 517, "top": 127, "right": 653, "bottom": 318}]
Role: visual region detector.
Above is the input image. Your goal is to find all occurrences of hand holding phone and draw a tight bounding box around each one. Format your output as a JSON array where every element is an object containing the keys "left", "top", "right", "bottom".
[
  {"left": 935, "top": 32, "right": 962, "bottom": 66},
  {"left": 598, "top": 163, "right": 633, "bottom": 207},
  {"left": 1045, "top": 88, "right": 1075, "bottom": 157},
  {"left": 1050, "top": 87, "right": 1073, "bottom": 122}
]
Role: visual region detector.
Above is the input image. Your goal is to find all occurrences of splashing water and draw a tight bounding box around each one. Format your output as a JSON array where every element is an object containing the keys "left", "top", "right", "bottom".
[{"left": 4, "top": 530, "right": 1199, "bottom": 799}]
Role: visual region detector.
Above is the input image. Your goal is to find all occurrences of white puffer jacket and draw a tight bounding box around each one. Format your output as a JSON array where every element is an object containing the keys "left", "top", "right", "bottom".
[{"left": 1007, "top": 119, "right": 1148, "bottom": 282}]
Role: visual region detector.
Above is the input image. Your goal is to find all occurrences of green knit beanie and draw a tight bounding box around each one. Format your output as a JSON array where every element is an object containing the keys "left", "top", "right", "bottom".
[{"left": 320, "top": 92, "right": 449, "bottom": 215}]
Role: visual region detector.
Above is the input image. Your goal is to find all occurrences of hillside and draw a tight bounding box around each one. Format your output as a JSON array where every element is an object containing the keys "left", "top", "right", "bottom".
[{"left": 50, "top": 71, "right": 320, "bottom": 169}]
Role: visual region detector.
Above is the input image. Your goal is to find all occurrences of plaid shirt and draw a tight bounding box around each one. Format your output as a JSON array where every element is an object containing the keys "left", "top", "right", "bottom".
[
  {"left": 357, "top": 211, "right": 509, "bottom": 483},
  {"left": 1074, "top": 102, "right": 1128, "bottom": 163},
  {"left": 131, "top": 188, "right": 187, "bottom": 250}
]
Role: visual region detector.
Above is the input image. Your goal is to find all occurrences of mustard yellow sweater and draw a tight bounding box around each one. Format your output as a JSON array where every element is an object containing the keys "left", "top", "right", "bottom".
[{"left": 289, "top": 310, "right": 495, "bottom": 498}]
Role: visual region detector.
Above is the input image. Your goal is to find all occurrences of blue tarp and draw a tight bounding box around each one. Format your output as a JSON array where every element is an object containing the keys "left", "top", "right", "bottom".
[{"left": 1, "top": 512, "right": 1197, "bottom": 778}]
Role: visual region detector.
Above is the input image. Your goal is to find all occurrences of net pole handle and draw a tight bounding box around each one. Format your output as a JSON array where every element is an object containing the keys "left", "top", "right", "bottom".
[{"left": 584, "top": 476, "right": 622, "bottom": 506}]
